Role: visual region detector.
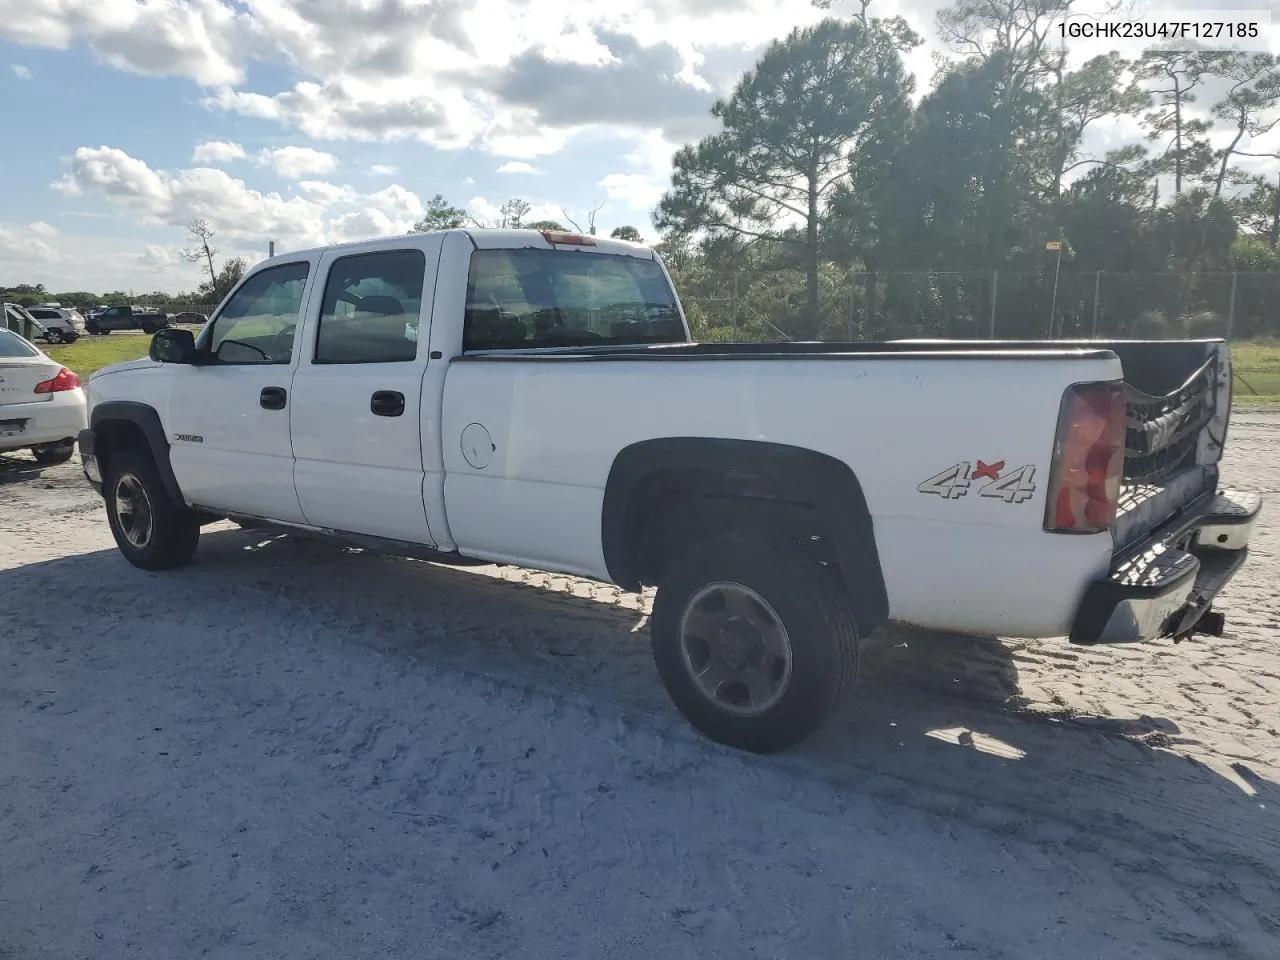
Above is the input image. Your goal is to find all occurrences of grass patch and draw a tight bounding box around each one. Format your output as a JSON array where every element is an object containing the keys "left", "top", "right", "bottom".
[
  {"left": 44, "top": 336, "right": 153, "bottom": 377},
  {"left": 1229, "top": 340, "right": 1280, "bottom": 405}
]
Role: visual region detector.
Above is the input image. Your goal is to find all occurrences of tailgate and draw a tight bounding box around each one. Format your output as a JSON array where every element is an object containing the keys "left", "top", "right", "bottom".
[{"left": 1108, "top": 340, "right": 1232, "bottom": 551}]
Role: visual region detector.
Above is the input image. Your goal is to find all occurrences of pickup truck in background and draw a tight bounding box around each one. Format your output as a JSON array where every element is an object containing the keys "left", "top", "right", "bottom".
[
  {"left": 86, "top": 305, "right": 171, "bottom": 335},
  {"left": 75, "top": 228, "right": 1262, "bottom": 753}
]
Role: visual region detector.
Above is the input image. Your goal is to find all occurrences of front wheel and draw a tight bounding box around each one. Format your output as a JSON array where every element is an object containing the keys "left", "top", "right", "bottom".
[
  {"left": 650, "top": 534, "right": 859, "bottom": 754},
  {"left": 103, "top": 450, "right": 200, "bottom": 570}
]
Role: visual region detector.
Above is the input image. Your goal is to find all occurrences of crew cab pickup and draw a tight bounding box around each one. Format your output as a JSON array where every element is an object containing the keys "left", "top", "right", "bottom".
[{"left": 76, "top": 228, "right": 1262, "bottom": 753}]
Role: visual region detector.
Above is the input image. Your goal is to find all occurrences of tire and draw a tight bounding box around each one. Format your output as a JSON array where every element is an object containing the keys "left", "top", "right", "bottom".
[
  {"left": 44, "top": 329, "right": 64, "bottom": 344},
  {"left": 31, "top": 440, "right": 75, "bottom": 465},
  {"left": 141, "top": 323, "right": 157, "bottom": 334},
  {"left": 85, "top": 324, "right": 99, "bottom": 335},
  {"left": 103, "top": 449, "right": 200, "bottom": 571},
  {"left": 650, "top": 533, "right": 859, "bottom": 754}
]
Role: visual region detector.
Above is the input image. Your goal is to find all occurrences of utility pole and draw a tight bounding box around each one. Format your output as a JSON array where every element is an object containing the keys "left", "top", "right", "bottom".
[
  {"left": 1046, "top": 241, "right": 1063, "bottom": 337},
  {"left": 1269, "top": 172, "right": 1279, "bottom": 251},
  {"left": 1091, "top": 270, "right": 1101, "bottom": 337}
]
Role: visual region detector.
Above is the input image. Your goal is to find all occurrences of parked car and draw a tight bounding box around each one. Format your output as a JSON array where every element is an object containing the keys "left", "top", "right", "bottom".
[
  {"left": 86, "top": 305, "right": 171, "bottom": 335},
  {"left": 0, "top": 327, "right": 86, "bottom": 465},
  {"left": 74, "top": 228, "right": 1262, "bottom": 754},
  {"left": 170, "top": 311, "right": 209, "bottom": 327},
  {"left": 25, "top": 305, "right": 85, "bottom": 343}
]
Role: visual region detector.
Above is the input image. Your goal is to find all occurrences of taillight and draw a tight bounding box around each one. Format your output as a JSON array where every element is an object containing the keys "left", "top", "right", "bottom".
[
  {"left": 34, "top": 367, "right": 81, "bottom": 394},
  {"left": 1044, "top": 381, "right": 1125, "bottom": 534}
]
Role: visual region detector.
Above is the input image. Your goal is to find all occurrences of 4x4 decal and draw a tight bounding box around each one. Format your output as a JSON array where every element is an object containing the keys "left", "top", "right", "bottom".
[{"left": 918, "top": 460, "right": 1037, "bottom": 503}]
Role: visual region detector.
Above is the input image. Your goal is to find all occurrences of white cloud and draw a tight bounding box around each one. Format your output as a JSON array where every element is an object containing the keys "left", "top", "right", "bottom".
[
  {"left": 330, "top": 208, "right": 399, "bottom": 242},
  {"left": 256, "top": 145, "right": 339, "bottom": 179},
  {"left": 365, "top": 184, "right": 425, "bottom": 220},
  {"left": 0, "top": 0, "right": 265, "bottom": 86},
  {"left": 496, "top": 160, "right": 540, "bottom": 175},
  {"left": 28, "top": 220, "right": 59, "bottom": 238},
  {"left": 598, "top": 172, "right": 664, "bottom": 211},
  {"left": 191, "top": 139, "right": 245, "bottom": 164},
  {"left": 138, "top": 244, "right": 175, "bottom": 266},
  {"left": 0, "top": 224, "right": 56, "bottom": 264},
  {"left": 10, "top": 63, "right": 31, "bottom": 79},
  {"left": 295, "top": 179, "right": 357, "bottom": 204},
  {"left": 4, "top": 0, "right": 1279, "bottom": 166},
  {"left": 468, "top": 195, "right": 565, "bottom": 227},
  {"left": 368, "top": 163, "right": 397, "bottom": 176},
  {"left": 51, "top": 145, "right": 422, "bottom": 256}
]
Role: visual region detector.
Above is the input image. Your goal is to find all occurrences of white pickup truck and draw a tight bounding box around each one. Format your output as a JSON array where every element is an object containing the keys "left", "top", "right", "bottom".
[{"left": 78, "top": 228, "right": 1262, "bottom": 753}]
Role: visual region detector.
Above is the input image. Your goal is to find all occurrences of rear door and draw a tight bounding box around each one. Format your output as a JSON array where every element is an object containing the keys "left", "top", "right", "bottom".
[
  {"left": 164, "top": 260, "right": 314, "bottom": 521},
  {"left": 288, "top": 240, "right": 439, "bottom": 544}
]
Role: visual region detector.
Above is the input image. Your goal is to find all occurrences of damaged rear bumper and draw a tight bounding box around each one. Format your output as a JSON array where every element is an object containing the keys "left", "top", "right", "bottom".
[{"left": 1070, "top": 489, "right": 1262, "bottom": 645}]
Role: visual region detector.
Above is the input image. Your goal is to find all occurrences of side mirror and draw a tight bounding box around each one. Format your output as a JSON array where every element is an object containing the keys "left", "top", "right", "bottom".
[{"left": 150, "top": 327, "right": 196, "bottom": 364}]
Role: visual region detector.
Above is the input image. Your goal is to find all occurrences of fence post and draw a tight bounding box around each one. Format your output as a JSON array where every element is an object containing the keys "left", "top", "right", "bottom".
[
  {"left": 847, "top": 273, "right": 854, "bottom": 341},
  {"left": 1226, "top": 271, "right": 1238, "bottom": 340},
  {"left": 1091, "top": 270, "right": 1101, "bottom": 338},
  {"left": 989, "top": 269, "right": 998, "bottom": 339}
]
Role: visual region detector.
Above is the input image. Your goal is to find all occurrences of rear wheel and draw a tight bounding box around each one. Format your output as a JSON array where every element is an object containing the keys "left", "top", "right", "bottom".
[
  {"left": 31, "top": 440, "right": 75, "bottom": 465},
  {"left": 103, "top": 450, "right": 200, "bottom": 570},
  {"left": 141, "top": 323, "right": 157, "bottom": 334},
  {"left": 650, "top": 533, "right": 859, "bottom": 754},
  {"left": 44, "top": 329, "right": 64, "bottom": 344}
]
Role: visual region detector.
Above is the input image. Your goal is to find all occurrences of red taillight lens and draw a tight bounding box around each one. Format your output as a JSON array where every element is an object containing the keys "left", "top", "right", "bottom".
[
  {"left": 1044, "top": 381, "right": 1125, "bottom": 534},
  {"left": 34, "top": 367, "right": 81, "bottom": 394}
]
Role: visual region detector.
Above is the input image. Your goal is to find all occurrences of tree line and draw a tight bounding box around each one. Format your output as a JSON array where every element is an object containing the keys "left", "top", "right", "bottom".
[{"left": 653, "top": 0, "right": 1280, "bottom": 340}]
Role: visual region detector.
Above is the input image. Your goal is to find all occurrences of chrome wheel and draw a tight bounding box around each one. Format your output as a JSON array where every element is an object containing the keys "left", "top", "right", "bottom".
[
  {"left": 678, "top": 581, "right": 794, "bottom": 718},
  {"left": 114, "top": 473, "right": 154, "bottom": 549}
]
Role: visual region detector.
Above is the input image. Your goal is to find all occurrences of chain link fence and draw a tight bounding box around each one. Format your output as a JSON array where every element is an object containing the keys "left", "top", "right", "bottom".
[{"left": 679, "top": 269, "right": 1280, "bottom": 343}]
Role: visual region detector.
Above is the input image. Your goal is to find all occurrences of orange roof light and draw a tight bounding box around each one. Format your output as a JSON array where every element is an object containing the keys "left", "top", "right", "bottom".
[{"left": 541, "top": 230, "right": 596, "bottom": 246}]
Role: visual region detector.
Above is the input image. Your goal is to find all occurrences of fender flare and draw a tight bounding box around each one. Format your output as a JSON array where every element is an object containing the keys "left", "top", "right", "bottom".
[
  {"left": 88, "top": 400, "right": 184, "bottom": 503},
  {"left": 601, "top": 437, "right": 889, "bottom": 635}
]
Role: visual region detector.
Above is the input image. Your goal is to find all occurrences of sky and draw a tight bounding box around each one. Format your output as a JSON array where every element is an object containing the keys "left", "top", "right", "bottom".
[{"left": 1, "top": 0, "right": 1277, "bottom": 294}]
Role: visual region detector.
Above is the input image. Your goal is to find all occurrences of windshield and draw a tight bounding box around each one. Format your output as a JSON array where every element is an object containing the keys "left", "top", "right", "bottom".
[
  {"left": 463, "top": 248, "right": 686, "bottom": 351},
  {"left": 0, "top": 329, "right": 39, "bottom": 358}
]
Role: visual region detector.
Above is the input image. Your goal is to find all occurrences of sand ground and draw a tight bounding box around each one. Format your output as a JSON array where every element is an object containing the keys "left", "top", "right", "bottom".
[{"left": 1, "top": 411, "right": 1277, "bottom": 959}]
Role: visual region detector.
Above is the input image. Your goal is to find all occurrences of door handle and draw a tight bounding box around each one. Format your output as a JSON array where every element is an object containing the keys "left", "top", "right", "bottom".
[
  {"left": 260, "top": 386, "right": 287, "bottom": 410},
  {"left": 370, "top": 390, "right": 405, "bottom": 417}
]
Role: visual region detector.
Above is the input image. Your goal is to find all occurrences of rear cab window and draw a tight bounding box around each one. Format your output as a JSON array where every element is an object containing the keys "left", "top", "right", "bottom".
[{"left": 463, "top": 247, "right": 686, "bottom": 351}]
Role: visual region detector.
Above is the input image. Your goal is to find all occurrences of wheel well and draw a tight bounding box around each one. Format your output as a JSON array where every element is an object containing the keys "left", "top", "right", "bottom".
[
  {"left": 601, "top": 438, "right": 888, "bottom": 637},
  {"left": 89, "top": 402, "right": 186, "bottom": 505},
  {"left": 94, "top": 418, "right": 151, "bottom": 477}
]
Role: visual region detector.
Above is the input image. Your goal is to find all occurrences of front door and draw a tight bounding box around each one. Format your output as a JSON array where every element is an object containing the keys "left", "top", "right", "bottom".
[
  {"left": 165, "top": 260, "right": 313, "bottom": 522},
  {"left": 288, "top": 243, "right": 436, "bottom": 544}
]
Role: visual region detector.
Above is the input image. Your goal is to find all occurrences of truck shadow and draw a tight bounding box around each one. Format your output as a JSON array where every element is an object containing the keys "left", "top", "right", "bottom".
[
  {"left": 5, "top": 525, "right": 1278, "bottom": 875},
  {"left": 0, "top": 452, "right": 48, "bottom": 484}
]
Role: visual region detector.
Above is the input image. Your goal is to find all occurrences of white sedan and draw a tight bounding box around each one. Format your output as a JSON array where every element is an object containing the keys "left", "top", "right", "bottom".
[{"left": 0, "top": 327, "right": 87, "bottom": 465}]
